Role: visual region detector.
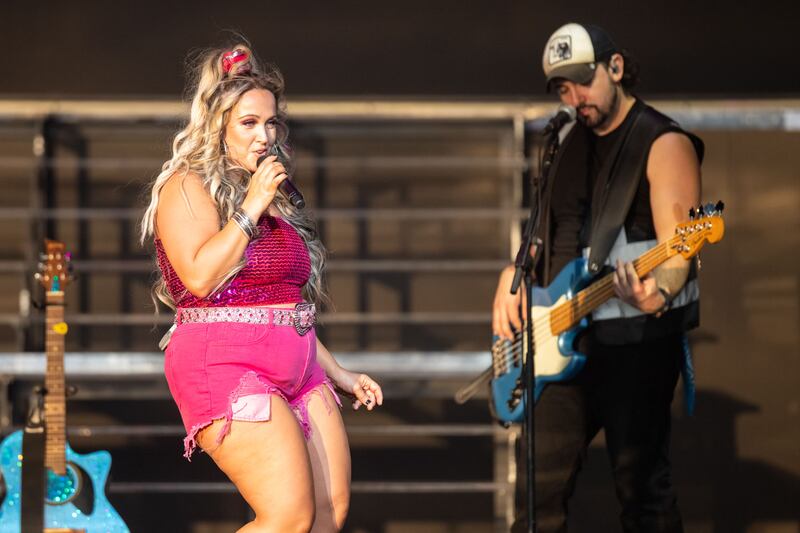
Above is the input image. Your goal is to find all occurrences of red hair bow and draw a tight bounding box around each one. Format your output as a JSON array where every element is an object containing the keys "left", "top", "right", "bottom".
[{"left": 221, "top": 49, "right": 250, "bottom": 74}]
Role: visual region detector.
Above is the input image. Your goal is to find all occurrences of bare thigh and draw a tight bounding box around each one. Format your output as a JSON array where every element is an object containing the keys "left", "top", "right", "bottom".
[
  {"left": 197, "top": 395, "right": 315, "bottom": 525},
  {"left": 305, "top": 386, "right": 351, "bottom": 532}
]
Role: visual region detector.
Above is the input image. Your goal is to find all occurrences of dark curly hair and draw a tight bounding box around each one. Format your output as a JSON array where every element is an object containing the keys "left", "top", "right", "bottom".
[{"left": 607, "top": 48, "right": 640, "bottom": 93}]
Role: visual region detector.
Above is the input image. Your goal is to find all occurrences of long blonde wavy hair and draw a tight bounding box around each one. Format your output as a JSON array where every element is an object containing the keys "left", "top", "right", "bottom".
[{"left": 140, "top": 41, "right": 327, "bottom": 310}]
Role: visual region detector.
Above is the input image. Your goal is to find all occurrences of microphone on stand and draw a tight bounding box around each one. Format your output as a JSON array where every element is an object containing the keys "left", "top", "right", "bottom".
[
  {"left": 257, "top": 144, "right": 306, "bottom": 209},
  {"left": 541, "top": 104, "right": 577, "bottom": 136}
]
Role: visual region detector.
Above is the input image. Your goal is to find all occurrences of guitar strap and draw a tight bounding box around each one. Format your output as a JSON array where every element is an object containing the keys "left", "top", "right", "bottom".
[
  {"left": 20, "top": 388, "right": 46, "bottom": 533},
  {"left": 584, "top": 102, "right": 648, "bottom": 274}
]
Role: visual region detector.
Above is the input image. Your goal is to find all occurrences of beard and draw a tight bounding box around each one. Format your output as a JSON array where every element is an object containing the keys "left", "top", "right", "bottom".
[{"left": 576, "top": 86, "right": 619, "bottom": 130}]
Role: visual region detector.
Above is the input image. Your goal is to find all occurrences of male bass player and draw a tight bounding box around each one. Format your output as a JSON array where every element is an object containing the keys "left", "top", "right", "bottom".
[{"left": 492, "top": 23, "right": 703, "bottom": 532}]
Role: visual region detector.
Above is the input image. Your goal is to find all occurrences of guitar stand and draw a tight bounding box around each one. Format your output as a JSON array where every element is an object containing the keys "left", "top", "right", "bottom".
[
  {"left": 19, "top": 387, "right": 86, "bottom": 533},
  {"left": 21, "top": 385, "right": 46, "bottom": 533}
]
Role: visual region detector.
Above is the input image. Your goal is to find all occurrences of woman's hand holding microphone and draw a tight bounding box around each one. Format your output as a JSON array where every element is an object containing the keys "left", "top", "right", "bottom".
[{"left": 239, "top": 154, "right": 289, "bottom": 223}]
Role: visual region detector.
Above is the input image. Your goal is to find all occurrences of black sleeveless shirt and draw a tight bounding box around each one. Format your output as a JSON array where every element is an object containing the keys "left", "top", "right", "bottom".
[
  {"left": 548, "top": 141, "right": 592, "bottom": 278},
  {"left": 546, "top": 100, "right": 653, "bottom": 280},
  {"left": 541, "top": 98, "right": 704, "bottom": 343},
  {"left": 590, "top": 100, "right": 657, "bottom": 244}
]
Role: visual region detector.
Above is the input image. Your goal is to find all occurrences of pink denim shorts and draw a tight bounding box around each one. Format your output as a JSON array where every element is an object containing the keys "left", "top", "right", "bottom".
[{"left": 164, "top": 317, "right": 340, "bottom": 460}]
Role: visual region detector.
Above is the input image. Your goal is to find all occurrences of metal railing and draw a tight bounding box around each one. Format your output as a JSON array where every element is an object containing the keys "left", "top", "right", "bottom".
[{"left": 3, "top": 97, "right": 800, "bottom": 530}]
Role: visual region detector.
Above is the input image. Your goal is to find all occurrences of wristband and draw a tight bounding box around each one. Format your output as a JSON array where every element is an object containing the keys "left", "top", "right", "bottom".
[{"left": 654, "top": 286, "right": 672, "bottom": 318}]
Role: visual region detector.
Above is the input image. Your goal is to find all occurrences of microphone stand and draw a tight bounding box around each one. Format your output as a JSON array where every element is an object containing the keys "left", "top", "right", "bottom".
[{"left": 509, "top": 128, "right": 561, "bottom": 533}]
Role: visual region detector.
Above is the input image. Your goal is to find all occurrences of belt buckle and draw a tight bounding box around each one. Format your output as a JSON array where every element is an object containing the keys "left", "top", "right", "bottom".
[{"left": 293, "top": 303, "right": 315, "bottom": 336}]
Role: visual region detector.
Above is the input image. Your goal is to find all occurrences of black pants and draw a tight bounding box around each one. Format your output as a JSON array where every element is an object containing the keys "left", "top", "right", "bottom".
[{"left": 512, "top": 333, "right": 684, "bottom": 533}]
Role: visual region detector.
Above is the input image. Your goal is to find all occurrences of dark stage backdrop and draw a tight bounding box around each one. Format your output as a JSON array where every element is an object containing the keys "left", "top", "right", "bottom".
[{"left": 1, "top": 0, "right": 797, "bottom": 99}]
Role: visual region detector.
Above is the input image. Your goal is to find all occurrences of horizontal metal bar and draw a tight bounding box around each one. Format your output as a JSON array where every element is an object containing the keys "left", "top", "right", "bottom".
[
  {"left": 27, "top": 122, "right": 505, "bottom": 140},
  {"left": 0, "top": 311, "right": 492, "bottom": 327},
  {"left": 0, "top": 351, "right": 492, "bottom": 379},
  {"left": 0, "top": 262, "right": 27, "bottom": 274},
  {"left": 0, "top": 258, "right": 509, "bottom": 274},
  {"left": 61, "top": 424, "right": 501, "bottom": 438},
  {"left": 0, "top": 314, "right": 27, "bottom": 326},
  {"left": 343, "top": 424, "right": 502, "bottom": 436},
  {"left": 327, "top": 260, "right": 509, "bottom": 273},
  {"left": 110, "top": 482, "right": 235, "bottom": 494},
  {"left": 0, "top": 208, "right": 143, "bottom": 220},
  {"left": 0, "top": 99, "right": 542, "bottom": 121},
  {"left": 0, "top": 207, "right": 527, "bottom": 222},
  {"left": 0, "top": 312, "right": 494, "bottom": 328},
  {"left": 0, "top": 154, "right": 526, "bottom": 171},
  {"left": 108, "top": 481, "right": 504, "bottom": 494},
  {"left": 1, "top": 98, "right": 799, "bottom": 129},
  {"left": 69, "top": 425, "right": 182, "bottom": 437},
  {"left": 351, "top": 481, "right": 504, "bottom": 493},
  {"left": 321, "top": 312, "right": 491, "bottom": 325},
  {"left": 0, "top": 313, "right": 175, "bottom": 327},
  {"left": 318, "top": 208, "right": 526, "bottom": 220}
]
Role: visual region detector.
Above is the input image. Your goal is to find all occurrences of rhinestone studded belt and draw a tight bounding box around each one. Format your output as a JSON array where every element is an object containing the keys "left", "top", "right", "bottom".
[{"left": 176, "top": 303, "right": 316, "bottom": 336}]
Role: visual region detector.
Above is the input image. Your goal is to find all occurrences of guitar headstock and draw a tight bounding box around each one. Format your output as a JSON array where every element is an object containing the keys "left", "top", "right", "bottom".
[
  {"left": 35, "top": 239, "right": 73, "bottom": 292},
  {"left": 671, "top": 201, "right": 725, "bottom": 259}
]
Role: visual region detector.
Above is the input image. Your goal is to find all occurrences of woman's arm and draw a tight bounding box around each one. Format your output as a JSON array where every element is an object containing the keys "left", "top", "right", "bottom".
[
  {"left": 316, "top": 336, "right": 383, "bottom": 410},
  {"left": 156, "top": 172, "right": 250, "bottom": 297},
  {"left": 156, "top": 157, "right": 287, "bottom": 298}
]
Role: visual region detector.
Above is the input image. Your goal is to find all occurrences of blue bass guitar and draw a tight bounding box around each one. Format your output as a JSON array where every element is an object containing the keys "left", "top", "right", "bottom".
[
  {"left": 487, "top": 203, "right": 725, "bottom": 424},
  {"left": 0, "top": 240, "right": 129, "bottom": 532}
]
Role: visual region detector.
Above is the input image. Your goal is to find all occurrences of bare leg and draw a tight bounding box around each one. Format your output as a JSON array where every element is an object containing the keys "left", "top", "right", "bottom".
[
  {"left": 304, "top": 386, "right": 351, "bottom": 533},
  {"left": 197, "top": 395, "right": 315, "bottom": 533}
]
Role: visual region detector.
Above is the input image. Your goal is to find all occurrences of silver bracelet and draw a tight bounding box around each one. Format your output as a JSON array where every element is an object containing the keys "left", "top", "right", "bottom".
[{"left": 230, "top": 208, "right": 259, "bottom": 240}]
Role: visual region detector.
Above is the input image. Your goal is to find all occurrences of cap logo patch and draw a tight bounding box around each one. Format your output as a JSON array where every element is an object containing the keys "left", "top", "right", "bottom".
[{"left": 548, "top": 36, "right": 572, "bottom": 65}]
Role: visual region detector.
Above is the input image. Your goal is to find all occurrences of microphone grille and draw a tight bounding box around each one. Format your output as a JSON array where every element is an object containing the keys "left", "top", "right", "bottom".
[{"left": 558, "top": 104, "right": 577, "bottom": 120}]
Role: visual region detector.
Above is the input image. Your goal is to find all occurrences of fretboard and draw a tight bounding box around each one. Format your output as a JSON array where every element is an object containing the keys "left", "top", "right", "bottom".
[
  {"left": 44, "top": 291, "right": 66, "bottom": 475},
  {"left": 548, "top": 238, "right": 674, "bottom": 336}
]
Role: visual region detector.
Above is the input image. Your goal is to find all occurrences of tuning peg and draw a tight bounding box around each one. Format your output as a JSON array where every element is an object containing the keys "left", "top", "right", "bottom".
[
  {"left": 688, "top": 207, "right": 696, "bottom": 220},
  {"left": 704, "top": 202, "right": 715, "bottom": 216},
  {"left": 698, "top": 204, "right": 705, "bottom": 217},
  {"left": 715, "top": 200, "right": 725, "bottom": 213}
]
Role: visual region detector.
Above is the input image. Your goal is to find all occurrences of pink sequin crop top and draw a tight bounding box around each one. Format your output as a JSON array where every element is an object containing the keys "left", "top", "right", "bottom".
[{"left": 155, "top": 216, "right": 311, "bottom": 308}]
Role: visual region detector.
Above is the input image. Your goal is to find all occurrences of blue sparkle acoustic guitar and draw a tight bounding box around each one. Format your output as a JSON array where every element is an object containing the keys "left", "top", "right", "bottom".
[{"left": 0, "top": 239, "right": 129, "bottom": 532}]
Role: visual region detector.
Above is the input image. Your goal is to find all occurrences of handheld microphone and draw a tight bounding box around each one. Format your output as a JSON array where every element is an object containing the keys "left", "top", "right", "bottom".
[
  {"left": 541, "top": 105, "right": 577, "bottom": 136},
  {"left": 257, "top": 144, "right": 306, "bottom": 209}
]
